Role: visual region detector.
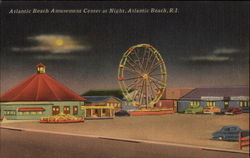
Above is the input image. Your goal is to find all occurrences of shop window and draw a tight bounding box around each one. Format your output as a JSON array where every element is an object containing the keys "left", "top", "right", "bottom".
[
  {"left": 190, "top": 101, "right": 200, "bottom": 107},
  {"left": 37, "top": 111, "right": 43, "bottom": 115},
  {"left": 240, "top": 101, "right": 249, "bottom": 107},
  {"left": 24, "top": 112, "right": 30, "bottom": 115},
  {"left": 31, "top": 112, "right": 37, "bottom": 115},
  {"left": 206, "top": 101, "right": 216, "bottom": 107},
  {"left": 4, "top": 110, "right": 16, "bottom": 115}
]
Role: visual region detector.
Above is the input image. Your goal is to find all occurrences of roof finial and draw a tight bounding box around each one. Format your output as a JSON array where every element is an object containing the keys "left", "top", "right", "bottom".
[{"left": 36, "top": 63, "right": 46, "bottom": 73}]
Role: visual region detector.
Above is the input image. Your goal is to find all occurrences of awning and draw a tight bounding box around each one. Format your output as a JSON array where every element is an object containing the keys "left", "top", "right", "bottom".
[{"left": 18, "top": 108, "right": 45, "bottom": 112}]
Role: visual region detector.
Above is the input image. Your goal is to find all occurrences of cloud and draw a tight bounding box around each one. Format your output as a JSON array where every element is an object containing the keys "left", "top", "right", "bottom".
[
  {"left": 34, "top": 54, "right": 78, "bottom": 61},
  {"left": 213, "top": 48, "right": 239, "bottom": 55},
  {"left": 12, "top": 34, "right": 90, "bottom": 53},
  {"left": 188, "top": 55, "right": 231, "bottom": 62},
  {"left": 183, "top": 47, "right": 239, "bottom": 62}
]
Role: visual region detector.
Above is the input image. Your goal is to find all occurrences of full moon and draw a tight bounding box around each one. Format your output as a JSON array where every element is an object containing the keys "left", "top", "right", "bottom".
[{"left": 55, "top": 39, "right": 64, "bottom": 46}]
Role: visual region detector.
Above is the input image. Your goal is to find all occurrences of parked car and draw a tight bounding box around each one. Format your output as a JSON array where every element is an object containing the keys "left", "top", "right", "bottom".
[
  {"left": 211, "top": 126, "right": 249, "bottom": 141},
  {"left": 115, "top": 110, "right": 130, "bottom": 116},
  {"left": 184, "top": 106, "right": 203, "bottom": 114},
  {"left": 225, "top": 107, "right": 242, "bottom": 115},
  {"left": 203, "top": 107, "right": 221, "bottom": 114}
]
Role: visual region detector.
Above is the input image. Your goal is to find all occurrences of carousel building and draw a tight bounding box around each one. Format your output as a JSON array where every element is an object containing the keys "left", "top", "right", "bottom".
[{"left": 0, "top": 63, "right": 86, "bottom": 120}]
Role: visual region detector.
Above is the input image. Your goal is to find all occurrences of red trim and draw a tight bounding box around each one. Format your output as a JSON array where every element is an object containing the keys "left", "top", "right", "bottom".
[
  {"left": 18, "top": 108, "right": 45, "bottom": 112},
  {"left": 131, "top": 110, "right": 175, "bottom": 116},
  {"left": 39, "top": 120, "right": 84, "bottom": 123},
  {"left": 36, "top": 63, "right": 45, "bottom": 67}
]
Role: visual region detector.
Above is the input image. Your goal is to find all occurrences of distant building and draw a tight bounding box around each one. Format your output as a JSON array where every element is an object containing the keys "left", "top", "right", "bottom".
[
  {"left": 81, "top": 96, "right": 122, "bottom": 119},
  {"left": 178, "top": 87, "right": 249, "bottom": 113},
  {"left": 0, "top": 64, "right": 86, "bottom": 120},
  {"left": 155, "top": 88, "right": 194, "bottom": 112}
]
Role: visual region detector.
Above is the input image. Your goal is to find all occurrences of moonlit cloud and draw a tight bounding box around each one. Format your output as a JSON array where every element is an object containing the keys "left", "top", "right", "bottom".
[
  {"left": 213, "top": 48, "right": 239, "bottom": 54},
  {"left": 188, "top": 55, "right": 231, "bottom": 62},
  {"left": 183, "top": 48, "right": 239, "bottom": 62},
  {"left": 12, "top": 34, "right": 90, "bottom": 53}
]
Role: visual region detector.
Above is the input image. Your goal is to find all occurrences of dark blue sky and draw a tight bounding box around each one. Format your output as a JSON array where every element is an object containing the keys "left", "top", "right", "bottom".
[{"left": 0, "top": 1, "right": 249, "bottom": 94}]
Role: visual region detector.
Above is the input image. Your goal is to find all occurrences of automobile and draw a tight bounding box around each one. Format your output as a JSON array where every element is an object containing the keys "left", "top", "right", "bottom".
[
  {"left": 203, "top": 106, "right": 221, "bottom": 114},
  {"left": 211, "top": 126, "right": 249, "bottom": 141},
  {"left": 225, "top": 107, "right": 242, "bottom": 115},
  {"left": 184, "top": 106, "right": 203, "bottom": 114},
  {"left": 115, "top": 110, "right": 130, "bottom": 116}
]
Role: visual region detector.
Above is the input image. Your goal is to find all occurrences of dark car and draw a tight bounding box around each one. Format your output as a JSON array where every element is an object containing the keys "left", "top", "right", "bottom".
[
  {"left": 225, "top": 107, "right": 242, "bottom": 115},
  {"left": 212, "top": 126, "right": 247, "bottom": 141},
  {"left": 115, "top": 110, "right": 130, "bottom": 116}
]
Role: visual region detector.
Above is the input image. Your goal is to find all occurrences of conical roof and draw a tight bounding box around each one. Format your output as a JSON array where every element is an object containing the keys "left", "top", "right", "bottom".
[{"left": 0, "top": 64, "right": 86, "bottom": 101}]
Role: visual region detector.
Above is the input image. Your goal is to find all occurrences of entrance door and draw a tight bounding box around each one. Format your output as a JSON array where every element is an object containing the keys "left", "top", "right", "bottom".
[
  {"left": 52, "top": 106, "right": 60, "bottom": 115},
  {"left": 63, "top": 106, "right": 70, "bottom": 114}
]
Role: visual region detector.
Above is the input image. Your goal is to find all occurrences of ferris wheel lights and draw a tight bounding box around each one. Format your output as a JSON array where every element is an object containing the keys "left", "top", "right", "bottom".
[
  {"left": 118, "top": 44, "right": 167, "bottom": 107},
  {"left": 128, "top": 47, "right": 134, "bottom": 51},
  {"left": 146, "top": 45, "right": 152, "bottom": 48},
  {"left": 118, "top": 77, "right": 125, "bottom": 81},
  {"left": 158, "top": 60, "right": 164, "bottom": 64}
]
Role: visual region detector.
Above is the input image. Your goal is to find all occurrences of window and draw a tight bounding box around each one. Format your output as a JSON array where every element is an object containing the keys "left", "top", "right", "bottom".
[
  {"left": 107, "top": 103, "right": 110, "bottom": 106},
  {"left": 240, "top": 101, "right": 249, "bottom": 107},
  {"left": 4, "top": 110, "right": 16, "bottom": 115},
  {"left": 73, "top": 106, "right": 78, "bottom": 115},
  {"left": 24, "top": 112, "right": 30, "bottom": 115},
  {"left": 190, "top": 101, "right": 200, "bottom": 107},
  {"left": 206, "top": 101, "right": 216, "bottom": 107},
  {"left": 37, "top": 111, "right": 43, "bottom": 115}
]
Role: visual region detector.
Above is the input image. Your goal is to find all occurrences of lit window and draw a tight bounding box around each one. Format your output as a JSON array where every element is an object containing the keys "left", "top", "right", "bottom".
[
  {"left": 24, "top": 112, "right": 29, "bottom": 115},
  {"left": 31, "top": 112, "right": 36, "bottom": 115},
  {"left": 190, "top": 102, "right": 193, "bottom": 106},
  {"left": 240, "top": 102, "right": 243, "bottom": 107}
]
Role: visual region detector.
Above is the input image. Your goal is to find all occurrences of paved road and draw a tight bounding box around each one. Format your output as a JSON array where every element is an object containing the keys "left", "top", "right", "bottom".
[{"left": 0, "top": 129, "right": 248, "bottom": 158}]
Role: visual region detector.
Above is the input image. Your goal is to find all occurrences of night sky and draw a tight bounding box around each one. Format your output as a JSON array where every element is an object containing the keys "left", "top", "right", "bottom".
[{"left": 0, "top": 1, "right": 249, "bottom": 95}]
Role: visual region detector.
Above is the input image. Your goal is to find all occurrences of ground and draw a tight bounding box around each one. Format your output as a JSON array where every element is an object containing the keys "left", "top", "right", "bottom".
[{"left": 1, "top": 113, "right": 249, "bottom": 151}]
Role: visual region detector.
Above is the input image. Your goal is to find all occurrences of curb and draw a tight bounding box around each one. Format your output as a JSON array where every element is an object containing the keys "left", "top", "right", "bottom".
[{"left": 1, "top": 126, "right": 249, "bottom": 154}]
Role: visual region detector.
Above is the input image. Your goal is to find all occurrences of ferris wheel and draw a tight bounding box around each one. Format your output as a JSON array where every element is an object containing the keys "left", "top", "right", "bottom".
[{"left": 118, "top": 44, "right": 167, "bottom": 107}]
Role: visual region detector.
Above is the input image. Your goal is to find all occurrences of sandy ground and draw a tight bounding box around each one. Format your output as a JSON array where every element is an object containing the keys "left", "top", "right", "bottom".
[{"left": 1, "top": 113, "right": 249, "bottom": 151}]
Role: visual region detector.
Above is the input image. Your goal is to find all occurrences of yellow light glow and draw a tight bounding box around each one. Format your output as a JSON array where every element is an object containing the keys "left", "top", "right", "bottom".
[{"left": 55, "top": 39, "right": 64, "bottom": 46}]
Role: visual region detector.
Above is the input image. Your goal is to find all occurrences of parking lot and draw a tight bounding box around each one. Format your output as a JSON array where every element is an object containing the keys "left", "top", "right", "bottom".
[{"left": 1, "top": 113, "right": 249, "bottom": 151}]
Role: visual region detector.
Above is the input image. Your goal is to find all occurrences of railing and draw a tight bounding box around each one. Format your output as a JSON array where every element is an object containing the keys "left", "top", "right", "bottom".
[{"left": 239, "top": 131, "right": 250, "bottom": 150}]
